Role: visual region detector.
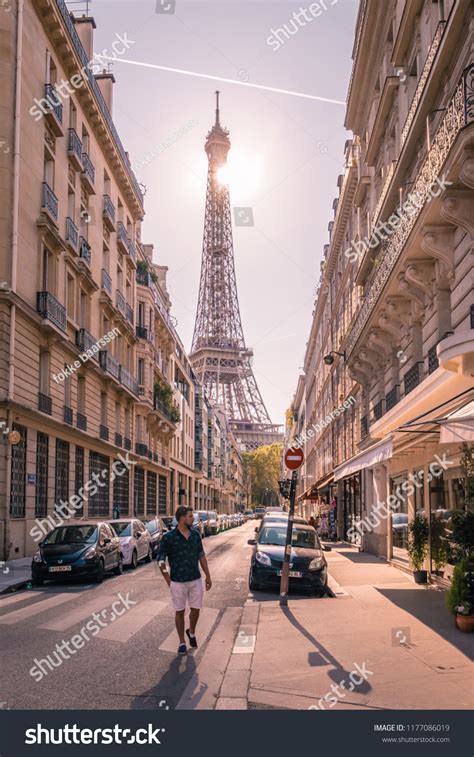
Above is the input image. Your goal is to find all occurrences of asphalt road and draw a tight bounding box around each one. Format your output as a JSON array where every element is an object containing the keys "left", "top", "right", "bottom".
[{"left": 0, "top": 522, "right": 255, "bottom": 711}]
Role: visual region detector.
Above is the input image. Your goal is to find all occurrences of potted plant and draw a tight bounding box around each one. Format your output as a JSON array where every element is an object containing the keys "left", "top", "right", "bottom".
[
  {"left": 446, "top": 559, "right": 474, "bottom": 632},
  {"left": 408, "top": 515, "right": 429, "bottom": 583},
  {"left": 430, "top": 516, "right": 448, "bottom": 576}
]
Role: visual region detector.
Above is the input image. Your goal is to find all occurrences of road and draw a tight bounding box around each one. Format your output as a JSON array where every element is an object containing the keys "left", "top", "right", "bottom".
[{"left": 0, "top": 522, "right": 255, "bottom": 711}]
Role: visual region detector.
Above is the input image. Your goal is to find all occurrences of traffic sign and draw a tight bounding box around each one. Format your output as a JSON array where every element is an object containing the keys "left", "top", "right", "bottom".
[{"left": 284, "top": 446, "right": 304, "bottom": 471}]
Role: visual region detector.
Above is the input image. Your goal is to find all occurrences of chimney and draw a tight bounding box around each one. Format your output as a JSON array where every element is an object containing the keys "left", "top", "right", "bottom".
[
  {"left": 73, "top": 16, "right": 96, "bottom": 60},
  {"left": 95, "top": 70, "right": 115, "bottom": 114}
]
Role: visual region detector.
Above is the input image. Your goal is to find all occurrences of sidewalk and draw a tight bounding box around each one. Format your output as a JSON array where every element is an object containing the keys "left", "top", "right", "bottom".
[
  {"left": 181, "top": 544, "right": 473, "bottom": 710},
  {"left": 0, "top": 557, "right": 32, "bottom": 594}
]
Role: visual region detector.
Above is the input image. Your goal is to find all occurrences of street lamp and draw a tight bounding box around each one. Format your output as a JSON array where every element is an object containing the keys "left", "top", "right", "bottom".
[{"left": 323, "top": 350, "right": 346, "bottom": 365}]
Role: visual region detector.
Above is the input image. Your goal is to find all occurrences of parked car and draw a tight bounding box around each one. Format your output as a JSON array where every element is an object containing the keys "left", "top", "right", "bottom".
[
  {"left": 254, "top": 507, "right": 266, "bottom": 519},
  {"left": 255, "top": 513, "right": 306, "bottom": 535},
  {"left": 195, "top": 510, "right": 218, "bottom": 535},
  {"left": 245, "top": 510, "right": 255, "bottom": 519},
  {"left": 217, "top": 514, "right": 228, "bottom": 532},
  {"left": 32, "top": 522, "right": 122, "bottom": 585},
  {"left": 192, "top": 512, "right": 206, "bottom": 538},
  {"left": 143, "top": 517, "right": 163, "bottom": 557},
  {"left": 109, "top": 518, "right": 152, "bottom": 568},
  {"left": 160, "top": 516, "right": 174, "bottom": 532},
  {"left": 248, "top": 523, "right": 330, "bottom": 595},
  {"left": 265, "top": 507, "right": 284, "bottom": 514}
]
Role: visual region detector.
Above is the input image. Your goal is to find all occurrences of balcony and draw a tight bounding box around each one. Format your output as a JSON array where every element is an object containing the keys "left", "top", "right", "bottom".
[
  {"left": 346, "top": 66, "right": 473, "bottom": 359},
  {"left": 81, "top": 152, "right": 95, "bottom": 194},
  {"left": 76, "top": 328, "right": 98, "bottom": 359},
  {"left": 126, "top": 304, "right": 134, "bottom": 325},
  {"left": 77, "top": 412, "right": 87, "bottom": 431},
  {"left": 136, "top": 324, "right": 148, "bottom": 340},
  {"left": 117, "top": 222, "right": 129, "bottom": 255},
  {"left": 428, "top": 345, "right": 439, "bottom": 375},
  {"left": 136, "top": 268, "right": 153, "bottom": 287},
  {"left": 135, "top": 442, "right": 148, "bottom": 457},
  {"left": 385, "top": 386, "right": 399, "bottom": 412},
  {"left": 115, "top": 432, "right": 122, "bottom": 447},
  {"left": 103, "top": 194, "right": 116, "bottom": 231},
  {"left": 63, "top": 406, "right": 73, "bottom": 425},
  {"left": 116, "top": 289, "right": 126, "bottom": 316},
  {"left": 65, "top": 217, "right": 78, "bottom": 251},
  {"left": 154, "top": 396, "right": 180, "bottom": 425},
  {"left": 100, "top": 425, "right": 109, "bottom": 442},
  {"left": 127, "top": 239, "right": 137, "bottom": 263},
  {"left": 404, "top": 362, "right": 423, "bottom": 396},
  {"left": 373, "top": 399, "right": 384, "bottom": 421},
  {"left": 124, "top": 437, "right": 132, "bottom": 451},
  {"left": 99, "top": 350, "right": 120, "bottom": 381},
  {"left": 43, "top": 84, "right": 63, "bottom": 136},
  {"left": 78, "top": 236, "right": 91, "bottom": 266},
  {"left": 101, "top": 268, "right": 112, "bottom": 296},
  {"left": 38, "top": 392, "right": 52, "bottom": 415},
  {"left": 120, "top": 365, "right": 139, "bottom": 396},
  {"left": 37, "top": 291, "right": 66, "bottom": 332},
  {"left": 41, "top": 182, "right": 58, "bottom": 222},
  {"left": 360, "top": 414, "right": 369, "bottom": 439},
  {"left": 67, "top": 128, "right": 83, "bottom": 170}
]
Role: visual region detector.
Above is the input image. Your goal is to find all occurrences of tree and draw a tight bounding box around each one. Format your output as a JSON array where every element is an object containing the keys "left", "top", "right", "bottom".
[{"left": 243, "top": 443, "right": 283, "bottom": 506}]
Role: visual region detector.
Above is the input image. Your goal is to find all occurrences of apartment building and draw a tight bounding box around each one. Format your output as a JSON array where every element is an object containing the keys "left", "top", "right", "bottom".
[
  {"left": 169, "top": 340, "right": 195, "bottom": 511},
  {"left": 291, "top": 0, "right": 473, "bottom": 578},
  {"left": 0, "top": 1, "right": 178, "bottom": 559}
]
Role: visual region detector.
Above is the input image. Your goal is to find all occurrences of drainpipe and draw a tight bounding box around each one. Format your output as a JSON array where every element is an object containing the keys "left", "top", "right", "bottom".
[{"left": 4, "top": 0, "right": 23, "bottom": 561}]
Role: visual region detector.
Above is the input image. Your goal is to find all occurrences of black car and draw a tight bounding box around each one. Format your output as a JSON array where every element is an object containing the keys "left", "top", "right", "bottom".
[
  {"left": 248, "top": 523, "right": 330, "bottom": 595},
  {"left": 160, "top": 516, "right": 174, "bottom": 532},
  {"left": 144, "top": 517, "right": 163, "bottom": 557},
  {"left": 32, "top": 522, "right": 122, "bottom": 585}
]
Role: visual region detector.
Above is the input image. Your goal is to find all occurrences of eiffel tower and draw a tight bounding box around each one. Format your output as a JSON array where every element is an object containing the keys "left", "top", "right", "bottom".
[{"left": 190, "top": 94, "right": 282, "bottom": 451}]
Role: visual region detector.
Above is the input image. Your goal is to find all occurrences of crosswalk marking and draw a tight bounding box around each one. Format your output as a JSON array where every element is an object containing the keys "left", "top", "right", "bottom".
[
  {"left": 97, "top": 600, "right": 168, "bottom": 642},
  {"left": 39, "top": 596, "right": 117, "bottom": 631},
  {"left": 159, "top": 607, "right": 219, "bottom": 653},
  {"left": 0, "top": 591, "right": 45, "bottom": 609},
  {"left": 0, "top": 592, "right": 81, "bottom": 625}
]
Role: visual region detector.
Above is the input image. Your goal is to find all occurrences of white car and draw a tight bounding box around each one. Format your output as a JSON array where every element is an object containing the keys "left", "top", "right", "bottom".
[{"left": 109, "top": 518, "right": 152, "bottom": 568}]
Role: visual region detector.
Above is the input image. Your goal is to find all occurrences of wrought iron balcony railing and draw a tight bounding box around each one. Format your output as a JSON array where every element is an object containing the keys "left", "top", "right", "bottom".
[
  {"left": 360, "top": 414, "right": 369, "bottom": 438},
  {"left": 126, "top": 304, "right": 134, "bottom": 325},
  {"left": 428, "top": 345, "right": 439, "bottom": 375},
  {"left": 67, "top": 128, "right": 83, "bottom": 166},
  {"left": 116, "top": 290, "right": 126, "bottom": 315},
  {"left": 115, "top": 433, "right": 122, "bottom": 447},
  {"left": 78, "top": 236, "right": 91, "bottom": 265},
  {"left": 63, "top": 406, "right": 73, "bottom": 425},
  {"left": 135, "top": 442, "right": 148, "bottom": 457},
  {"left": 404, "top": 362, "right": 423, "bottom": 396},
  {"left": 55, "top": 0, "right": 144, "bottom": 208},
  {"left": 154, "top": 396, "right": 179, "bottom": 425},
  {"left": 41, "top": 182, "right": 58, "bottom": 221},
  {"left": 385, "top": 385, "right": 399, "bottom": 412},
  {"left": 124, "top": 437, "right": 131, "bottom": 451},
  {"left": 117, "top": 222, "right": 129, "bottom": 252},
  {"left": 44, "top": 84, "right": 63, "bottom": 125},
  {"left": 136, "top": 324, "right": 148, "bottom": 340},
  {"left": 76, "top": 328, "right": 97, "bottom": 356},
  {"left": 346, "top": 65, "right": 473, "bottom": 358},
  {"left": 103, "top": 194, "right": 116, "bottom": 228},
  {"left": 65, "top": 217, "right": 78, "bottom": 249},
  {"left": 77, "top": 412, "right": 87, "bottom": 431},
  {"left": 38, "top": 392, "right": 52, "bottom": 415},
  {"left": 373, "top": 399, "right": 384, "bottom": 421},
  {"left": 81, "top": 152, "right": 95, "bottom": 187},
  {"left": 37, "top": 291, "right": 66, "bottom": 331},
  {"left": 120, "top": 365, "right": 139, "bottom": 396},
  {"left": 99, "top": 350, "right": 121, "bottom": 381},
  {"left": 101, "top": 268, "right": 112, "bottom": 295},
  {"left": 99, "top": 425, "right": 109, "bottom": 442},
  {"left": 136, "top": 268, "right": 153, "bottom": 287},
  {"left": 128, "top": 239, "right": 137, "bottom": 262}
]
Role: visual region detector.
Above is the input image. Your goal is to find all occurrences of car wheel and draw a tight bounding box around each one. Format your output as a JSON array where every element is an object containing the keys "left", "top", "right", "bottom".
[
  {"left": 131, "top": 550, "right": 138, "bottom": 569},
  {"left": 32, "top": 577, "right": 44, "bottom": 587},
  {"left": 145, "top": 546, "right": 152, "bottom": 563},
  {"left": 114, "top": 555, "right": 123, "bottom": 576},
  {"left": 249, "top": 572, "right": 260, "bottom": 591},
  {"left": 95, "top": 560, "right": 105, "bottom": 584}
]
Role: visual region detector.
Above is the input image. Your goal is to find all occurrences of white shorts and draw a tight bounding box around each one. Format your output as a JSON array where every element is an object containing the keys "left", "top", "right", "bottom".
[{"left": 169, "top": 579, "right": 203, "bottom": 611}]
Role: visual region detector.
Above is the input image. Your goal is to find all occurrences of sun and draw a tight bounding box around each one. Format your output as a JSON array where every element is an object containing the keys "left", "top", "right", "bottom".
[{"left": 216, "top": 153, "right": 262, "bottom": 200}]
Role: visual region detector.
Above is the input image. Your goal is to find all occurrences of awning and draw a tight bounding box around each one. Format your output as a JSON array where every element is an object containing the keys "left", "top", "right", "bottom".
[
  {"left": 297, "top": 483, "right": 319, "bottom": 502},
  {"left": 439, "top": 401, "right": 474, "bottom": 443},
  {"left": 333, "top": 436, "right": 393, "bottom": 482}
]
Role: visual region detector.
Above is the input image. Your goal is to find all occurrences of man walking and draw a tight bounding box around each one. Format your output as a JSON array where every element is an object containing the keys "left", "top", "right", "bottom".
[{"left": 157, "top": 506, "right": 212, "bottom": 656}]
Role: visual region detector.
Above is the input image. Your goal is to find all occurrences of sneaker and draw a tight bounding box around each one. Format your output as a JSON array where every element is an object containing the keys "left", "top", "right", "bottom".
[
  {"left": 186, "top": 629, "right": 198, "bottom": 648},
  {"left": 178, "top": 643, "right": 187, "bottom": 656}
]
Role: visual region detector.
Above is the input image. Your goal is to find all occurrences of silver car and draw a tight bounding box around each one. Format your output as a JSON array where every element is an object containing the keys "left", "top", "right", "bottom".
[{"left": 109, "top": 518, "right": 152, "bottom": 568}]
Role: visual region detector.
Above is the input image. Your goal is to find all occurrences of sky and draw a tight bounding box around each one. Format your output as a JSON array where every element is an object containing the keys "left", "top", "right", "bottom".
[{"left": 85, "top": 0, "right": 359, "bottom": 428}]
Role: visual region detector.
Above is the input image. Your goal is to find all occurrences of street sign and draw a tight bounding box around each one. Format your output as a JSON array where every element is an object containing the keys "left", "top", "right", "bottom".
[{"left": 284, "top": 446, "right": 304, "bottom": 471}]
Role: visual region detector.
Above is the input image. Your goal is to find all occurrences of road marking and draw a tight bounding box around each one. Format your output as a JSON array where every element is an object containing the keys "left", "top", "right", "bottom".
[
  {"left": 0, "top": 591, "right": 45, "bottom": 608},
  {"left": 0, "top": 592, "right": 81, "bottom": 624},
  {"left": 39, "top": 595, "right": 117, "bottom": 631},
  {"left": 97, "top": 600, "right": 168, "bottom": 642},
  {"left": 159, "top": 607, "right": 219, "bottom": 653}
]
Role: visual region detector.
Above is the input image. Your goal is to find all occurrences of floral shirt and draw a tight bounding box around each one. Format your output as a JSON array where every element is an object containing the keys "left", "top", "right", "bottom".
[{"left": 157, "top": 526, "right": 205, "bottom": 582}]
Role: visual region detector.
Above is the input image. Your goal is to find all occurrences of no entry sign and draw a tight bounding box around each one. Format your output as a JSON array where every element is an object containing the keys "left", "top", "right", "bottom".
[{"left": 284, "top": 446, "right": 304, "bottom": 471}]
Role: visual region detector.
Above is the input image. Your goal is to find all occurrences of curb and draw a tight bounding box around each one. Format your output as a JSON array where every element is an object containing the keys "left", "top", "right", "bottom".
[{"left": 214, "top": 600, "right": 260, "bottom": 710}]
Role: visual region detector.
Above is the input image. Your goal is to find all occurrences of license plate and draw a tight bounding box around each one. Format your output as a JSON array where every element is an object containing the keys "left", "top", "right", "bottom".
[
  {"left": 277, "top": 570, "right": 302, "bottom": 578},
  {"left": 49, "top": 566, "right": 72, "bottom": 572}
]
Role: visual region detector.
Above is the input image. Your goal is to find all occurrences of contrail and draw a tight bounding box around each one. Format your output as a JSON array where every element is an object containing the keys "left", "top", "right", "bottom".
[{"left": 102, "top": 56, "right": 346, "bottom": 105}]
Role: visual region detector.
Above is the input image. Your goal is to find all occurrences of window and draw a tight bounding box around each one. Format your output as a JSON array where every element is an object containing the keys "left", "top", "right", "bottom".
[
  {"left": 113, "top": 463, "right": 129, "bottom": 517},
  {"left": 89, "top": 452, "right": 110, "bottom": 517},
  {"left": 66, "top": 274, "right": 75, "bottom": 319},
  {"left": 100, "top": 392, "right": 107, "bottom": 426},
  {"left": 138, "top": 358, "right": 145, "bottom": 386},
  {"left": 42, "top": 248, "right": 54, "bottom": 292},
  {"left": 78, "top": 376, "right": 86, "bottom": 415},
  {"left": 134, "top": 467, "right": 145, "bottom": 515},
  {"left": 10, "top": 424, "right": 27, "bottom": 518},
  {"left": 115, "top": 402, "right": 121, "bottom": 433},
  {"left": 54, "top": 439, "right": 70, "bottom": 512},
  {"left": 64, "top": 366, "right": 71, "bottom": 409},
  {"left": 35, "top": 432, "right": 49, "bottom": 518},
  {"left": 79, "top": 290, "right": 88, "bottom": 328},
  {"left": 39, "top": 351, "right": 50, "bottom": 396},
  {"left": 75, "top": 446, "right": 84, "bottom": 517},
  {"left": 146, "top": 471, "right": 157, "bottom": 515}
]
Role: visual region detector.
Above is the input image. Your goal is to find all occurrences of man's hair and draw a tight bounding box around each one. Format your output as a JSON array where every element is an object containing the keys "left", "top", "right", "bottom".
[{"left": 175, "top": 506, "right": 193, "bottom": 522}]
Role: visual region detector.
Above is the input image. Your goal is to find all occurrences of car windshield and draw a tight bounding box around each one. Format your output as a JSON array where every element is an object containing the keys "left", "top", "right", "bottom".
[
  {"left": 259, "top": 527, "right": 319, "bottom": 549},
  {"left": 110, "top": 522, "right": 132, "bottom": 537},
  {"left": 196, "top": 512, "right": 209, "bottom": 521},
  {"left": 43, "top": 525, "right": 97, "bottom": 545},
  {"left": 145, "top": 521, "right": 158, "bottom": 534}
]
